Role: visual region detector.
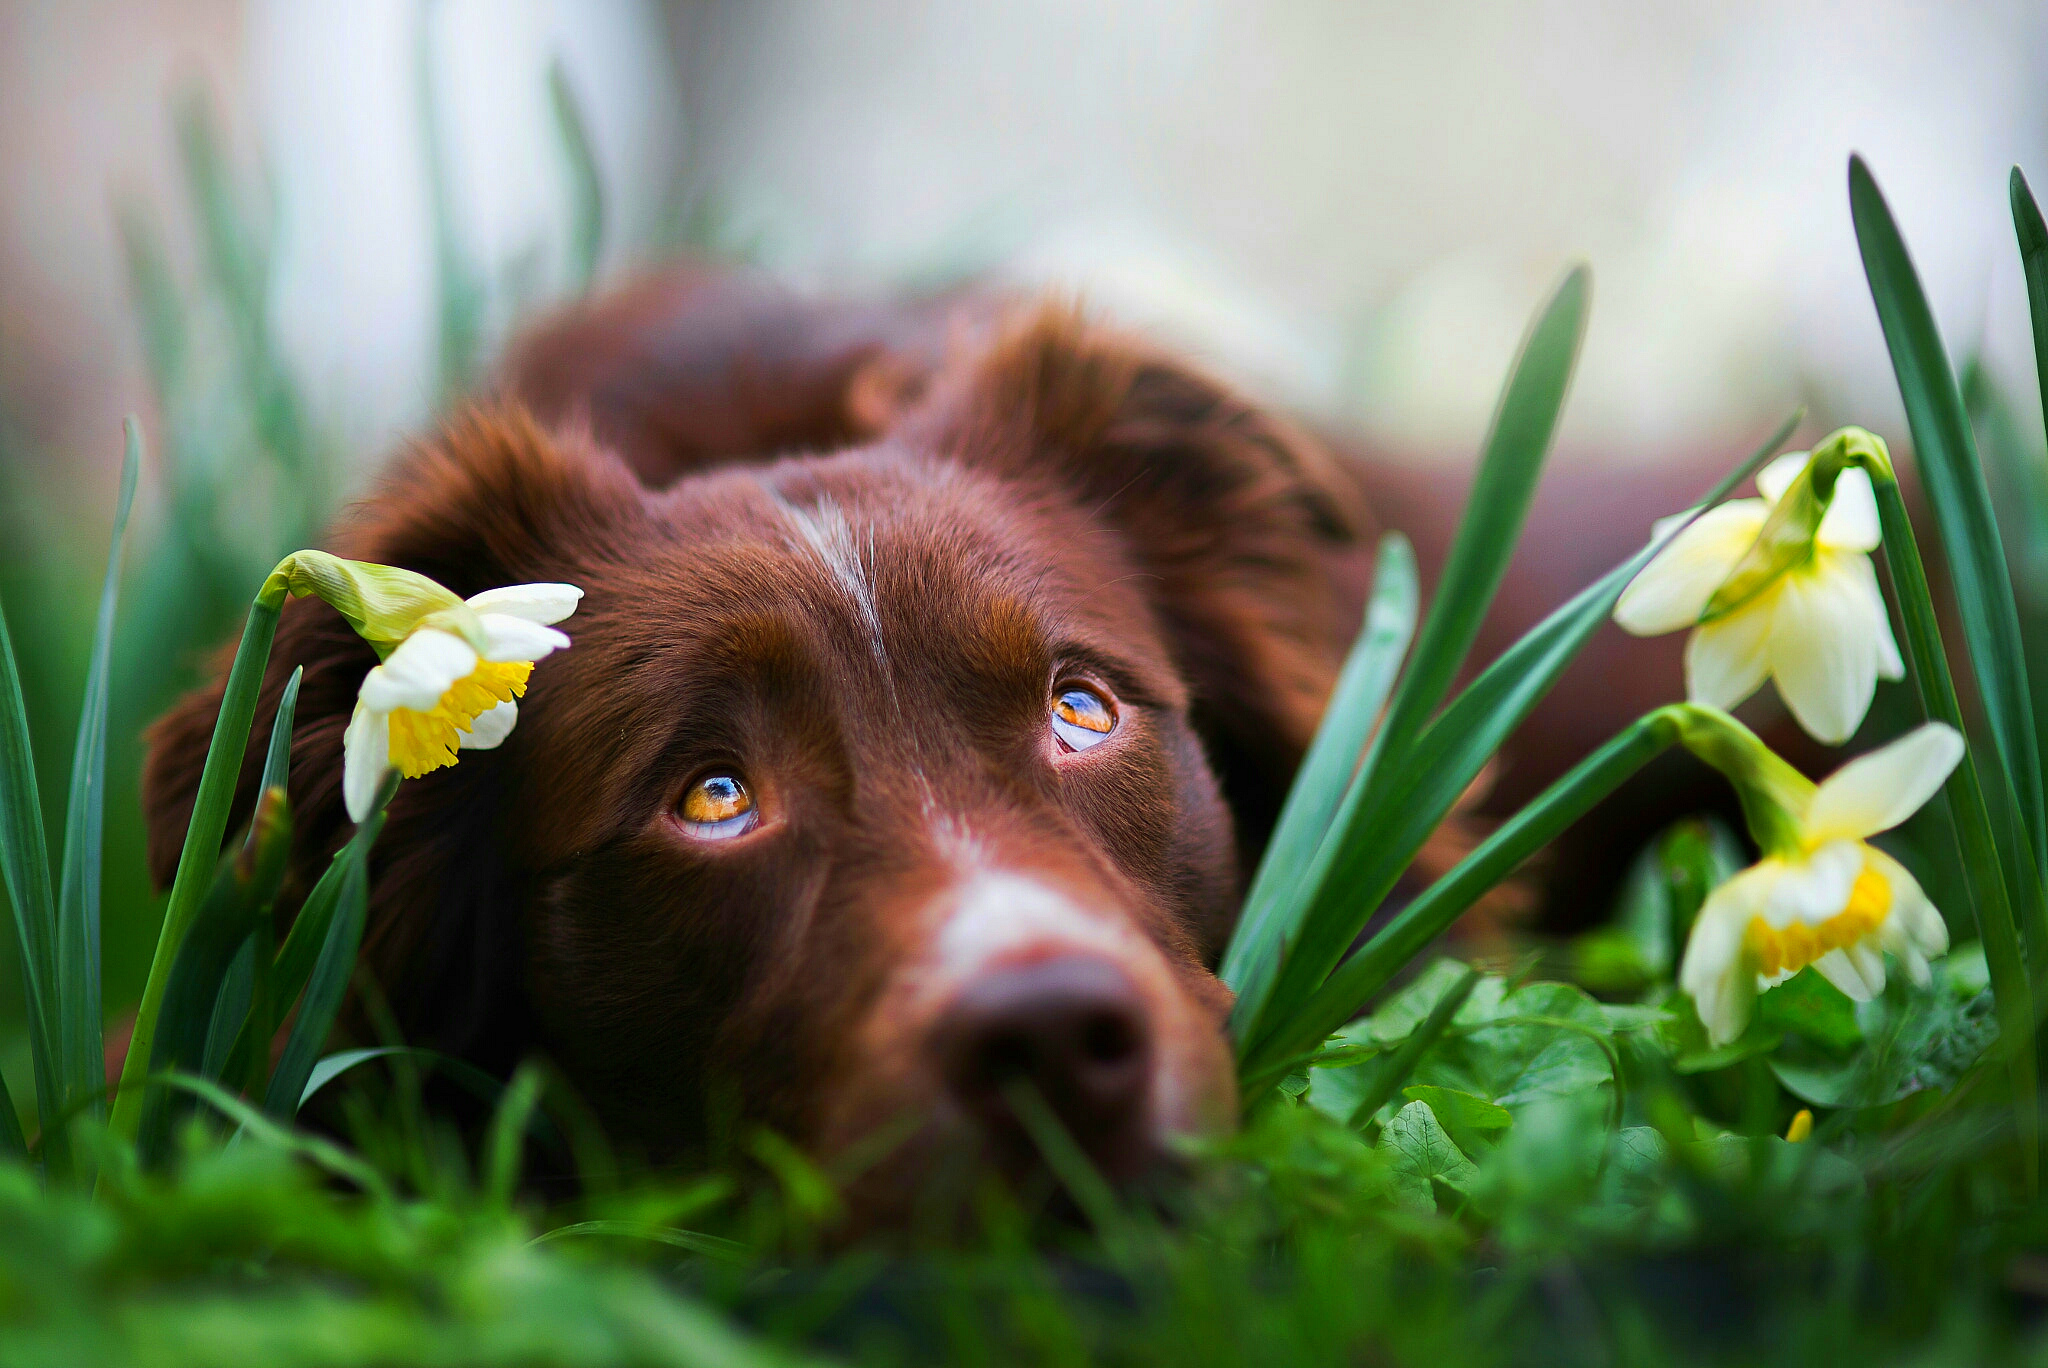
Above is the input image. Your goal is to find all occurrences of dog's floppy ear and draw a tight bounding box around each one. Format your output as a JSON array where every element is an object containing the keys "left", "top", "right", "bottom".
[
  {"left": 141, "top": 405, "right": 644, "bottom": 1067},
  {"left": 913, "top": 305, "right": 1376, "bottom": 860}
]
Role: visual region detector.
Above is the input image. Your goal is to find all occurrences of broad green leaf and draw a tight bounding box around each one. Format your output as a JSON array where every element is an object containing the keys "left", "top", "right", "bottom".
[
  {"left": 1409, "top": 981, "right": 1615, "bottom": 1114},
  {"left": 1224, "top": 534, "right": 1417, "bottom": 1025},
  {"left": 1855, "top": 156, "right": 2045, "bottom": 953},
  {"left": 1754, "top": 967, "right": 1863, "bottom": 1056},
  {"left": 1376, "top": 1099, "right": 1476, "bottom": 1213},
  {"left": 1402, "top": 1085, "right": 1512, "bottom": 1157},
  {"left": 54, "top": 419, "right": 139, "bottom": 1144},
  {"left": 1770, "top": 956, "right": 1996, "bottom": 1109}
]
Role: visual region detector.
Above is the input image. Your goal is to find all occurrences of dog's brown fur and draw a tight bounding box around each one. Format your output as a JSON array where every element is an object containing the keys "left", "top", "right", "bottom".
[{"left": 144, "top": 274, "right": 1410, "bottom": 1210}]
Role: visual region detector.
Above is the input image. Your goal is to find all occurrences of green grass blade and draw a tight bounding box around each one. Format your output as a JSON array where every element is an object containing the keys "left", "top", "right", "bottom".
[
  {"left": 416, "top": 6, "right": 487, "bottom": 404},
  {"left": 0, "top": 594, "right": 62, "bottom": 1177},
  {"left": 548, "top": 59, "right": 606, "bottom": 292},
  {"left": 139, "top": 789, "right": 292, "bottom": 1164},
  {"left": 1244, "top": 710, "right": 1679, "bottom": 1092},
  {"left": 1238, "top": 413, "right": 1799, "bottom": 1057},
  {"left": 2010, "top": 168, "right": 2048, "bottom": 498},
  {"left": 1854, "top": 156, "right": 2047, "bottom": 952},
  {"left": 1221, "top": 533, "right": 1417, "bottom": 1011},
  {"left": 1373, "top": 265, "right": 1589, "bottom": 769},
  {"left": 266, "top": 808, "right": 385, "bottom": 1118},
  {"left": 54, "top": 420, "right": 140, "bottom": 1142},
  {"left": 1869, "top": 474, "right": 2037, "bottom": 1188},
  {"left": 200, "top": 667, "right": 301, "bottom": 1086},
  {"left": 0, "top": 1064, "right": 25, "bottom": 1160},
  {"left": 107, "top": 598, "right": 283, "bottom": 1146}
]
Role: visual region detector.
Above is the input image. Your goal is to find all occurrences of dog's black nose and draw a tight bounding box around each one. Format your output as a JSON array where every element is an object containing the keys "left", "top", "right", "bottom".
[{"left": 934, "top": 955, "right": 1154, "bottom": 1178}]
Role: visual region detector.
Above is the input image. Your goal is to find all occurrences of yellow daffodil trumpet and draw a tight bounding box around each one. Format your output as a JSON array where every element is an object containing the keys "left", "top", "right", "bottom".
[
  {"left": 1675, "top": 719, "right": 1961, "bottom": 1047},
  {"left": 1614, "top": 427, "right": 1903, "bottom": 746}
]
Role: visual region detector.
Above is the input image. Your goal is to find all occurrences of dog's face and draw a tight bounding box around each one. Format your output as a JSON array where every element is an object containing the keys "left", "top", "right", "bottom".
[{"left": 144, "top": 307, "right": 1368, "bottom": 1216}]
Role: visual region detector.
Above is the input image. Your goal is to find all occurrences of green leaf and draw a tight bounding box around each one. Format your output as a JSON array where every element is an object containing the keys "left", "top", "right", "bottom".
[
  {"left": 2011, "top": 167, "right": 2048, "bottom": 596},
  {"left": 1224, "top": 533, "right": 1417, "bottom": 1029},
  {"left": 1376, "top": 1099, "right": 1476, "bottom": 1213},
  {"left": 1377, "top": 266, "right": 1589, "bottom": 765},
  {"left": 0, "top": 592, "right": 61, "bottom": 1177},
  {"left": 1241, "top": 415, "right": 1799, "bottom": 1068},
  {"left": 1769, "top": 957, "right": 1996, "bottom": 1109},
  {"left": 0, "top": 1066, "right": 25, "bottom": 1161},
  {"left": 1402, "top": 1085, "right": 1513, "bottom": 1157},
  {"left": 140, "top": 788, "right": 292, "bottom": 1164},
  {"left": 107, "top": 595, "right": 282, "bottom": 1146},
  {"left": 53, "top": 419, "right": 139, "bottom": 1146},
  {"left": 1855, "top": 155, "right": 2046, "bottom": 953},
  {"left": 1754, "top": 967, "right": 1863, "bottom": 1055},
  {"left": 266, "top": 808, "right": 384, "bottom": 1118},
  {"left": 1411, "top": 981, "right": 1616, "bottom": 1115}
]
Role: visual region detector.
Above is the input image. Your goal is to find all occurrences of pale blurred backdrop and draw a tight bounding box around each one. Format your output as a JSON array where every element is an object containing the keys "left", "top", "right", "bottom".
[{"left": 2, "top": 0, "right": 2048, "bottom": 1041}]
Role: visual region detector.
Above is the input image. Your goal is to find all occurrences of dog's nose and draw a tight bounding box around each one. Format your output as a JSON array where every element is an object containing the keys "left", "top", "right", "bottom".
[{"left": 934, "top": 955, "right": 1154, "bottom": 1177}]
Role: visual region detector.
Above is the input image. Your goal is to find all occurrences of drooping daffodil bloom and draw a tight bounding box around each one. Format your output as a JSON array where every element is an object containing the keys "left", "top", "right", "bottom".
[
  {"left": 1614, "top": 445, "right": 1903, "bottom": 745},
  {"left": 339, "top": 582, "right": 582, "bottom": 821},
  {"left": 1679, "top": 721, "right": 1961, "bottom": 1047}
]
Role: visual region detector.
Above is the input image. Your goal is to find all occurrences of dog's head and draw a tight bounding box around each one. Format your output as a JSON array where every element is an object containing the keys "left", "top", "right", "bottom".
[{"left": 144, "top": 304, "right": 1370, "bottom": 1214}]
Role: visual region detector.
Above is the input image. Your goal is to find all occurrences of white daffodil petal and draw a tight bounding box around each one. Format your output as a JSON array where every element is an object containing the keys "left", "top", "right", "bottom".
[
  {"left": 1679, "top": 873, "right": 1767, "bottom": 1047},
  {"left": 1768, "top": 561, "right": 1879, "bottom": 746},
  {"left": 342, "top": 701, "right": 390, "bottom": 824},
  {"left": 1805, "top": 722, "right": 1965, "bottom": 843},
  {"left": 363, "top": 628, "right": 478, "bottom": 713},
  {"left": 1614, "top": 501, "right": 1769, "bottom": 635},
  {"left": 1756, "top": 452, "right": 1809, "bottom": 504},
  {"left": 479, "top": 613, "right": 572, "bottom": 663},
  {"left": 460, "top": 698, "right": 518, "bottom": 750},
  {"left": 465, "top": 582, "right": 584, "bottom": 625},
  {"left": 1685, "top": 598, "right": 1773, "bottom": 711},
  {"left": 1817, "top": 467, "right": 1881, "bottom": 551},
  {"left": 1812, "top": 945, "right": 1885, "bottom": 1002},
  {"left": 1869, "top": 848, "right": 1949, "bottom": 960}
]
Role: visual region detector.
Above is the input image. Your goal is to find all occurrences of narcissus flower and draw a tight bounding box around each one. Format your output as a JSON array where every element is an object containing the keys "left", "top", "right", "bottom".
[
  {"left": 336, "top": 580, "right": 582, "bottom": 822},
  {"left": 1614, "top": 448, "right": 1903, "bottom": 745},
  {"left": 1679, "top": 721, "right": 1960, "bottom": 1047}
]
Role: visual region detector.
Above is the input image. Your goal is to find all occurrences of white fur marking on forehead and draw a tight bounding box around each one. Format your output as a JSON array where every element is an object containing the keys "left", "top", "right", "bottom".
[
  {"left": 769, "top": 490, "right": 886, "bottom": 661},
  {"left": 936, "top": 870, "right": 1133, "bottom": 976}
]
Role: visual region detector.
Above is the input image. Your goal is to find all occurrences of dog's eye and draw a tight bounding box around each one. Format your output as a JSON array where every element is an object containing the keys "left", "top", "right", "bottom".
[
  {"left": 678, "top": 772, "right": 758, "bottom": 839},
  {"left": 1050, "top": 685, "right": 1117, "bottom": 753}
]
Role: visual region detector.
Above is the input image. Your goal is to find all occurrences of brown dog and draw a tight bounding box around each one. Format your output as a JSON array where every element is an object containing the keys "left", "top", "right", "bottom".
[{"left": 143, "top": 272, "right": 1402, "bottom": 1212}]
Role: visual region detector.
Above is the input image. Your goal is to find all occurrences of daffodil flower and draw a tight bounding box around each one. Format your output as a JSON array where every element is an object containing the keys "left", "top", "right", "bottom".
[
  {"left": 338, "top": 582, "right": 581, "bottom": 821},
  {"left": 1679, "top": 721, "right": 1960, "bottom": 1047},
  {"left": 1614, "top": 448, "right": 1903, "bottom": 745}
]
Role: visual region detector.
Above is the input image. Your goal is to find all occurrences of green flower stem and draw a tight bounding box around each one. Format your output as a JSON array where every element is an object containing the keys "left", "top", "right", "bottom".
[
  {"left": 106, "top": 590, "right": 284, "bottom": 1147},
  {"left": 1866, "top": 470, "right": 2038, "bottom": 1186},
  {"left": 1241, "top": 706, "right": 1696, "bottom": 1095}
]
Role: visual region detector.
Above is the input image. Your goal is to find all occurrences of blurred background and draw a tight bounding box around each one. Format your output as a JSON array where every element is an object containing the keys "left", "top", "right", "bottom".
[{"left": 5, "top": 0, "right": 2048, "bottom": 1062}]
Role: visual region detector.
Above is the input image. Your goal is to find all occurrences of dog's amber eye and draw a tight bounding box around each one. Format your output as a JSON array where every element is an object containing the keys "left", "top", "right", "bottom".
[
  {"left": 1051, "top": 685, "right": 1116, "bottom": 753},
  {"left": 678, "top": 772, "right": 758, "bottom": 839}
]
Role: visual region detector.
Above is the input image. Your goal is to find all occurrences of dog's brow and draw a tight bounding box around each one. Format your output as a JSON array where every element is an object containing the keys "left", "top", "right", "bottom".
[{"left": 766, "top": 489, "right": 887, "bottom": 665}]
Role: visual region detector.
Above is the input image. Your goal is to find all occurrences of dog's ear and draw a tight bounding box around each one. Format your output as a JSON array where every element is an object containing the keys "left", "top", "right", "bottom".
[
  {"left": 141, "top": 405, "right": 644, "bottom": 1067},
  {"left": 912, "top": 305, "right": 1376, "bottom": 861}
]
